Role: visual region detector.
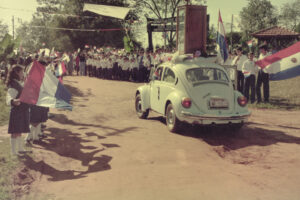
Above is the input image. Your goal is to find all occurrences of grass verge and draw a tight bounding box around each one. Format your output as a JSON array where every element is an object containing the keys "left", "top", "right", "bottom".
[
  {"left": 0, "top": 137, "right": 20, "bottom": 200},
  {"left": 248, "top": 76, "right": 300, "bottom": 110}
]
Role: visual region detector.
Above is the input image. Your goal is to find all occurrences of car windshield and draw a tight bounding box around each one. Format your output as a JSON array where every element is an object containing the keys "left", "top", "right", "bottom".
[{"left": 186, "top": 67, "right": 229, "bottom": 83}]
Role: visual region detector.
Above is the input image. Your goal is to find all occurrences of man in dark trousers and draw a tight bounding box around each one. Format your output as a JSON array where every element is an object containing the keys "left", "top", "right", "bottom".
[
  {"left": 242, "top": 52, "right": 257, "bottom": 104},
  {"left": 256, "top": 44, "right": 271, "bottom": 103},
  {"left": 232, "top": 47, "right": 247, "bottom": 94}
]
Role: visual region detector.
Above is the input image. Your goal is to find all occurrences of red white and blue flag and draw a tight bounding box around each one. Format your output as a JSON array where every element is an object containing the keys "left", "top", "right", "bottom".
[
  {"left": 55, "top": 62, "right": 67, "bottom": 77},
  {"left": 256, "top": 41, "right": 300, "bottom": 81},
  {"left": 55, "top": 62, "right": 67, "bottom": 83},
  {"left": 216, "top": 10, "right": 228, "bottom": 63},
  {"left": 247, "top": 40, "right": 253, "bottom": 47},
  {"left": 20, "top": 61, "right": 72, "bottom": 110}
]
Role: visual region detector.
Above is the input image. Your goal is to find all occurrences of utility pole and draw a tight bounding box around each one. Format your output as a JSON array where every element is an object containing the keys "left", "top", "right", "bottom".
[
  {"left": 164, "top": 0, "right": 167, "bottom": 49},
  {"left": 230, "top": 14, "right": 233, "bottom": 52},
  {"left": 12, "top": 16, "right": 15, "bottom": 40}
]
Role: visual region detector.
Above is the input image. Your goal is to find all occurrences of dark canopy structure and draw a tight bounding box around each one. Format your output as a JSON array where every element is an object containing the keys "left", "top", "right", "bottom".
[{"left": 251, "top": 26, "right": 300, "bottom": 49}]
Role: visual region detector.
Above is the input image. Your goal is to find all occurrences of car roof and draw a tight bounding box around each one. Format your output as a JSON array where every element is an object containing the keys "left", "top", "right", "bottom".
[{"left": 160, "top": 56, "right": 225, "bottom": 73}]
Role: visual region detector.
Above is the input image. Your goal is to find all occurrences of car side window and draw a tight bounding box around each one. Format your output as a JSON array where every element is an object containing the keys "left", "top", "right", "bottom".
[
  {"left": 153, "top": 67, "right": 164, "bottom": 81},
  {"left": 163, "top": 67, "right": 176, "bottom": 83}
]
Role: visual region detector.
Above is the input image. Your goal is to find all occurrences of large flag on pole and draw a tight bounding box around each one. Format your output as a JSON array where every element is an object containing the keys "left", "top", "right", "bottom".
[
  {"left": 20, "top": 61, "right": 72, "bottom": 110},
  {"left": 216, "top": 10, "right": 228, "bottom": 63},
  {"left": 255, "top": 41, "right": 300, "bottom": 81}
]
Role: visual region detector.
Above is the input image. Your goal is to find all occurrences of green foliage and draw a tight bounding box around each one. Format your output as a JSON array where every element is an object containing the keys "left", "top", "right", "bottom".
[
  {"left": 16, "top": 0, "right": 127, "bottom": 52},
  {"left": 0, "top": 20, "right": 9, "bottom": 41},
  {"left": 226, "top": 32, "right": 242, "bottom": 51},
  {"left": 0, "top": 82, "right": 9, "bottom": 126},
  {"left": 239, "top": 0, "right": 278, "bottom": 39},
  {"left": 296, "top": 23, "right": 300, "bottom": 33},
  {"left": 0, "top": 34, "right": 20, "bottom": 62},
  {"left": 279, "top": 0, "right": 300, "bottom": 31},
  {"left": 207, "top": 25, "right": 217, "bottom": 54}
]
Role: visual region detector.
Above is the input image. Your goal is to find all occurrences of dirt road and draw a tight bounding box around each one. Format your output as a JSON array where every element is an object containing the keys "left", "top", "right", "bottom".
[{"left": 3, "top": 76, "right": 300, "bottom": 200}]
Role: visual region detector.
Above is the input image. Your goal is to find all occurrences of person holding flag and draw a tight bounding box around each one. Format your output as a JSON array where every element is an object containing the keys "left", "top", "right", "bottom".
[
  {"left": 6, "top": 65, "right": 30, "bottom": 155},
  {"left": 256, "top": 44, "right": 271, "bottom": 103},
  {"left": 255, "top": 41, "right": 300, "bottom": 81},
  {"left": 20, "top": 60, "right": 72, "bottom": 111},
  {"left": 216, "top": 10, "right": 228, "bottom": 64}
]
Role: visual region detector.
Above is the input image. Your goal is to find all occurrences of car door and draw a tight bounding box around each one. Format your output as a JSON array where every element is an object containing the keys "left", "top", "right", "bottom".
[
  {"left": 150, "top": 66, "right": 164, "bottom": 113},
  {"left": 158, "top": 67, "right": 176, "bottom": 114}
]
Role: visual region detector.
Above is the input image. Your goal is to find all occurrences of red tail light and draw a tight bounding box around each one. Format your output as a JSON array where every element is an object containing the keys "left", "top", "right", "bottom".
[
  {"left": 182, "top": 97, "right": 192, "bottom": 108},
  {"left": 238, "top": 96, "right": 248, "bottom": 107}
]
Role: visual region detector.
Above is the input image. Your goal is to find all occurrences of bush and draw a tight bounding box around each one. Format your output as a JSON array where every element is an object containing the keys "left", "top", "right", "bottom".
[{"left": 0, "top": 81, "right": 9, "bottom": 126}]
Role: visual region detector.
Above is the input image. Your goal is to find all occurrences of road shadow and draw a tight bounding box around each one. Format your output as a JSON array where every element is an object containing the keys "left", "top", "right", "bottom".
[
  {"left": 20, "top": 128, "right": 115, "bottom": 181},
  {"left": 64, "top": 83, "right": 85, "bottom": 97},
  {"left": 50, "top": 113, "right": 139, "bottom": 136},
  {"left": 271, "top": 98, "right": 300, "bottom": 109},
  {"left": 148, "top": 116, "right": 166, "bottom": 125},
  {"left": 64, "top": 83, "right": 94, "bottom": 105},
  {"left": 251, "top": 97, "right": 300, "bottom": 110},
  {"left": 147, "top": 116, "right": 300, "bottom": 150},
  {"left": 176, "top": 123, "right": 300, "bottom": 150}
]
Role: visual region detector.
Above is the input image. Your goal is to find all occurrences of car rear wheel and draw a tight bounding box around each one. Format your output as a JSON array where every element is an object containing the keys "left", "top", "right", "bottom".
[
  {"left": 166, "top": 104, "right": 181, "bottom": 132},
  {"left": 135, "top": 94, "right": 149, "bottom": 119}
]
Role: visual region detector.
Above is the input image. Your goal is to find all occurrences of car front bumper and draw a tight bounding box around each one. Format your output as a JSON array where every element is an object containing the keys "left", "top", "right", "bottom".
[{"left": 180, "top": 111, "right": 251, "bottom": 125}]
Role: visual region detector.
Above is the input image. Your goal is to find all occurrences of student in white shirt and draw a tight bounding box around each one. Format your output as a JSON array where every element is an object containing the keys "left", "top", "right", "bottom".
[
  {"left": 232, "top": 47, "right": 248, "bottom": 94},
  {"left": 242, "top": 52, "right": 257, "bottom": 104}
]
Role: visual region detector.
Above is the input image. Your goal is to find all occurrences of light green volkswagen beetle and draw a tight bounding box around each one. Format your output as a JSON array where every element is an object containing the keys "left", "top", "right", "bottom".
[{"left": 135, "top": 55, "right": 251, "bottom": 132}]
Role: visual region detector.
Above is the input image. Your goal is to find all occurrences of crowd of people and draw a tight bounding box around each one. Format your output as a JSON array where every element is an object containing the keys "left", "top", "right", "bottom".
[
  {"left": 1, "top": 46, "right": 179, "bottom": 156},
  {"left": 224, "top": 44, "right": 271, "bottom": 104},
  {"left": 2, "top": 43, "right": 274, "bottom": 156},
  {"left": 53, "top": 47, "right": 176, "bottom": 83}
]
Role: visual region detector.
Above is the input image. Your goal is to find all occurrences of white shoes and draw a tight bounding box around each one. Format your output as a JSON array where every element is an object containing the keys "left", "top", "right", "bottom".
[
  {"left": 11, "top": 136, "right": 26, "bottom": 156},
  {"left": 10, "top": 137, "right": 17, "bottom": 156}
]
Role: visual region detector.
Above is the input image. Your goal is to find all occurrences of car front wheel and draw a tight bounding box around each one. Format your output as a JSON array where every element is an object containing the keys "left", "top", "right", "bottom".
[
  {"left": 166, "top": 104, "right": 181, "bottom": 132},
  {"left": 135, "top": 94, "right": 149, "bottom": 119}
]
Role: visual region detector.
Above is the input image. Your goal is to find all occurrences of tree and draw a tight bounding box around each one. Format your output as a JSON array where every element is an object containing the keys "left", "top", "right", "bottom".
[
  {"left": 131, "top": 0, "right": 206, "bottom": 48},
  {"left": 239, "top": 0, "right": 278, "bottom": 39},
  {"left": 206, "top": 25, "right": 217, "bottom": 54},
  {"left": 226, "top": 32, "right": 242, "bottom": 50},
  {"left": 0, "top": 20, "right": 9, "bottom": 41},
  {"left": 280, "top": 0, "right": 300, "bottom": 31},
  {"left": 0, "top": 34, "right": 20, "bottom": 62},
  {"left": 16, "top": 0, "right": 127, "bottom": 52},
  {"left": 296, "top": 23, "right": 300, "bottom": 33}
]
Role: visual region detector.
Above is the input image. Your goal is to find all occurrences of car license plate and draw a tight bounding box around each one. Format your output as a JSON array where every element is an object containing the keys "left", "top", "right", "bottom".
[{"left": 209, "top": 98, "right": 228, "bottom": 108}]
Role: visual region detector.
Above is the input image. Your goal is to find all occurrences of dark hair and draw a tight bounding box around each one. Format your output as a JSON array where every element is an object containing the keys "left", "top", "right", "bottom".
[
  {"left": 259, "top": 44, "right": 268, "bottom": 51},
  {"left": 5, "top": 65, "right": 23, "bottom": 87}
]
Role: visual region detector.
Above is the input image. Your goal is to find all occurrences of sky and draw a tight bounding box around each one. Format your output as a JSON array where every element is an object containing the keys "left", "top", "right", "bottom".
[{"left": 0, "top": 0, "right": 293, "bottom": 42}]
